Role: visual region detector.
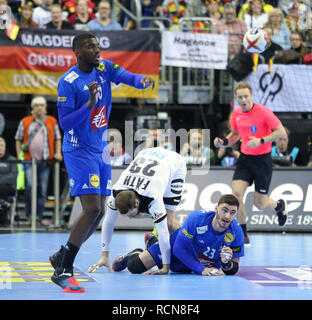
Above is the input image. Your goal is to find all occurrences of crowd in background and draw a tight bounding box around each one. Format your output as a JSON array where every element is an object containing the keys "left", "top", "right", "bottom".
[{"left": 0, "top": 0, "right": 311, "bottom": 62}]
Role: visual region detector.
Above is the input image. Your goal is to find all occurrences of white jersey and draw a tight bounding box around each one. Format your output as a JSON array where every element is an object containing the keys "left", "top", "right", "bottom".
[{"left": 109, "top": 147, "right": 186, "bottom": 223}]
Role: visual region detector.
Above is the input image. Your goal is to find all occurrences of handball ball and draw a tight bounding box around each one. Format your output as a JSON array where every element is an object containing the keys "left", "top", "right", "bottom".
[{"left": 243, "top": 28, "right": 269, "bottom": 53}]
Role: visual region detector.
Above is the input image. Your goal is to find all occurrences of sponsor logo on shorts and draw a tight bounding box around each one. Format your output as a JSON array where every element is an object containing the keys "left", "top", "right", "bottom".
[
  {"left": 89, "top": 174, "right": 100, "bottom": 188},
  {"left": 224, "top": 232, "right": 234, "bottom": 243}
]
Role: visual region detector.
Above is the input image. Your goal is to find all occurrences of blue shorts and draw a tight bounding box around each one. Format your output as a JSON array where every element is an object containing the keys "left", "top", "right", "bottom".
[
  {"left": 63, "top": 148, "right": 111, "bottom": 196},
  {"left": 147, "top": 230, "right": 192, "bottom": 274}
]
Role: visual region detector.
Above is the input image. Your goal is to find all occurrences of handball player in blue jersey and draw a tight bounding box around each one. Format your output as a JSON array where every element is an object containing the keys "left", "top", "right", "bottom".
[
  {"left": 49, "top": 32, "right": 155, "bottom": 293},
  {"left": 110, "top": 194, "right": 244, "bottom": 276}
]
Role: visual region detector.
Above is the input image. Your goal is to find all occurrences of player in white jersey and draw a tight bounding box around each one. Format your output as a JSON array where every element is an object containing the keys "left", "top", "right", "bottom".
[{"left": 88, "top": 147, "right": 187, "bottom": 275}]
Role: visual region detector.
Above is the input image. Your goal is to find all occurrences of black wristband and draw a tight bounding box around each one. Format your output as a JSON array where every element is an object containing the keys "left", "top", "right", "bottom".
[
  {"left": 222, "top": 260, "right": 239, "bottom": 275},
  {"left": 222, "top": 138, "right": 229, "bottom": 146},
  {"left": 260, "top": 138, "right": 265, "bottom": 144},
  {"left": 221, "top": 260, "right": 232, "bottom": 270}
]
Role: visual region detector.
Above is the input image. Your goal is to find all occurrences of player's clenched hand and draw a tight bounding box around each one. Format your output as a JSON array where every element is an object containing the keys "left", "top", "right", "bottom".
[
  {"left": 86, "top": 81, "right": 100, "bottom": 109},
  {"left": 214, "top": 137, "right": 225, "bottom": 148},
  {"left": 141, "top": 76, "right": 155, "bottom": 90},
  {"left": 220, "top": 246, "right": 233, "bottom": 264},
  {"left": 202, "top": 267, "right": 224, "bottom": 276},
  {"left": 88, "top": 252, "right": 111, "bottom": 273}
]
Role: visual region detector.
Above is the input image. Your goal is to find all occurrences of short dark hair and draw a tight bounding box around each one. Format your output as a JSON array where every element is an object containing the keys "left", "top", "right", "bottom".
[
  {"left": 218, "top": 194, "right": 239, "bottom": 209},
  {"left": 115, "top": 190, "right": 137, "bottom": 214},
  {"left": 72, "top": 32, "right": 96, "bottom": 50}
]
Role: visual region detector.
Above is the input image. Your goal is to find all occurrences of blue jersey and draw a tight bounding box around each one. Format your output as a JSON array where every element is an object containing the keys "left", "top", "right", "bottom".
[
  {"left": 148, "top": 210, "right": 245, "bottom": 274},
  {"left": 179, "top": 210, "right": 244, "bottom": 269},
  {"left": 57, "top": 59, "right": 124, "bottom": 153}
]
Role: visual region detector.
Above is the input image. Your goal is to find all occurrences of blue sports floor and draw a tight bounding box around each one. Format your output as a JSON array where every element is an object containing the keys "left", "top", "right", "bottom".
[{"left": 1, "top": 231, "right": 312, "bottom": 301}]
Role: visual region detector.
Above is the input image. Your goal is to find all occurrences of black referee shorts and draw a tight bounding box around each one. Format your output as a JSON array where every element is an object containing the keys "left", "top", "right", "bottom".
[{"left": 233, "top": 152, "right": 273, "bottom": 194}]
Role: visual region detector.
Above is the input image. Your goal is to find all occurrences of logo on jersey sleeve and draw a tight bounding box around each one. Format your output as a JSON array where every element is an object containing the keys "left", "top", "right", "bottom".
[
  {"left": 64, "top": 71, "right": 79, "bottom": 83},
  {"left": 170, "top": 178, "right": 184, "bottom": 195},
  {"left": 153, "top": 212, "right": 165, "bottom": 222},
  {"left": 57, "top": 97, "right": 67, "bottom": 102},
  {"left": 89, "top": 174, "right": 100, "bottom": 188},
  {"left": 90, "top": 105, "right": 108, "bottom": 130},
  {"left": 224, "top": 232, "right": 234, "bottom": 243},
  {"left": 230, "top": 246, "right": 242, "bottom": 253},
  {"left": 182, "top": 228, "right": 193, "bottom": 239}
]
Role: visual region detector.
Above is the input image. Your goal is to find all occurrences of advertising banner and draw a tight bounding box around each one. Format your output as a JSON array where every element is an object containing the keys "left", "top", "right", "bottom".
[
  {"left": 0, "top": 29, "right": 160, "bottom": 98},
  {"left": 238, "top": 64, "right": 312, "bottom": 112},
  {"left": 70, "top": 168, "right": 312, "bottom": 232},
  {"left": 161, "top": 31, "right": 228, "bottom": 70}
]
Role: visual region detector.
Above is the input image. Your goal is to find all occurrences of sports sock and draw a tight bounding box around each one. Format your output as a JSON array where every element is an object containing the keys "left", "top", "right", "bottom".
[{"left": 61, "top": 242, "right": 79, "bottom": 270}]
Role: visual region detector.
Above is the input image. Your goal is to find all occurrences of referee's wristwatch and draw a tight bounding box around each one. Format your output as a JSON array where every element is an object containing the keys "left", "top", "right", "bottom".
[{"left": 260, "top": 138, "right": 265, "bottom": 144}]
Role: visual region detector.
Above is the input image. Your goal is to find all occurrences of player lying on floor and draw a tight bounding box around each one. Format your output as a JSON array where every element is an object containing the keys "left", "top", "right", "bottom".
[{"left": 106, "top": 194, "right": 244, "bottom": 276}]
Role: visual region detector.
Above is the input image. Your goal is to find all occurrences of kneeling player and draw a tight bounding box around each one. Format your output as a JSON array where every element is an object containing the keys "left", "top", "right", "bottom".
[
  {"left": 112, "top": 194, "right": 244, "bottom": 276},
  {"left": 88, "top": 147, "right": 187, "bottom": 275}
]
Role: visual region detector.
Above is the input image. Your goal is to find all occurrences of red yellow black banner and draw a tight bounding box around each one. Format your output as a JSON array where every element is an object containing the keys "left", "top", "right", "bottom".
[{"left": 0, "top": 29, "right": 160, "bottom": 98}]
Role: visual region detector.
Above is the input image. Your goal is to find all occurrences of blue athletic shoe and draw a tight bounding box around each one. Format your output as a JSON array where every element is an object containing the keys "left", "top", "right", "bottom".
[{"left": 112, "top": 248, "right": 143, "bottom": 272}]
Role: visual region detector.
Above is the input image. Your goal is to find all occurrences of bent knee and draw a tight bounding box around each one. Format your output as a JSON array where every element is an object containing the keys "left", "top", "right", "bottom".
[{"left": 127, "top": 253, "right": 147, "bottom": 274}]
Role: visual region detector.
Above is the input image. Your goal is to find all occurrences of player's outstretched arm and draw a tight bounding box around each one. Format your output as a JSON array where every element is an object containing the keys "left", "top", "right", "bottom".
[
  {"left": 117, "top": 70, "right": 155, "bottom": 90},
  {"left": 144, "top": 218, "right": 171, "bottom": 275},
  {"left": 88, "top": 200, "right": 119, "bottom": 273}
]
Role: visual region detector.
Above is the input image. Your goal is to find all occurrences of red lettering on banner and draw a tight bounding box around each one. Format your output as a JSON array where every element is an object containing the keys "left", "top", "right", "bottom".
[{"left": 91, "top": 105, "right": 108, "bottom": 130}]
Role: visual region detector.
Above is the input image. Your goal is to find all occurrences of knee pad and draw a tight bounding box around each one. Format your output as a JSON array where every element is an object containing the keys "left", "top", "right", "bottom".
[{"left": 127, "top": 253, "right": 147, "bottom": 274}]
